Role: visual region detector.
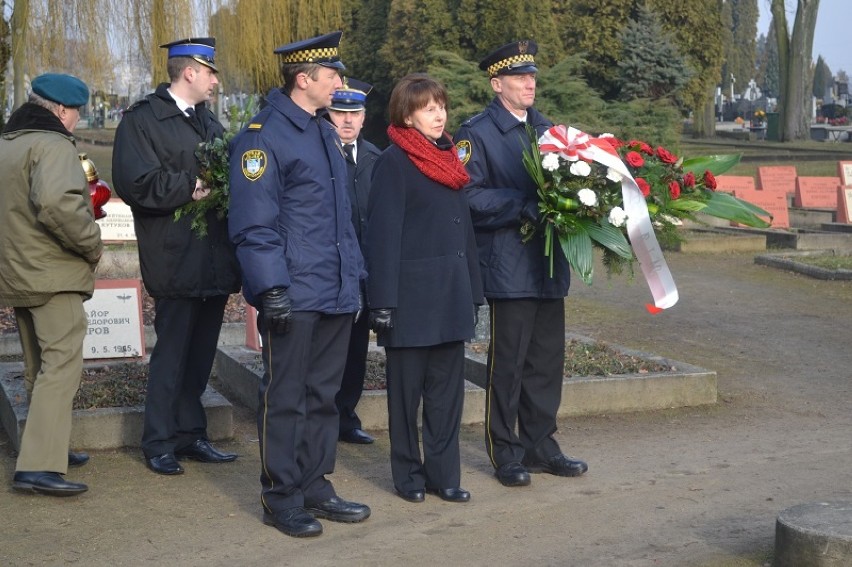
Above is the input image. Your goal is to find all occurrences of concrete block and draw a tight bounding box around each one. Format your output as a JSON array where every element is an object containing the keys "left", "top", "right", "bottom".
[
  {"left": 0, "top": 360, "right": 233, "bottom": 451},
  {"left": 775, "top": 501, "right": 852, "bottom": 566}
]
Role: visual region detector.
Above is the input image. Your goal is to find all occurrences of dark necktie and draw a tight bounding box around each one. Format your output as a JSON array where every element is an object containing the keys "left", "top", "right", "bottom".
[
  {"left": 186, "top": 107, "right": 202, "bottom": 133},
  {"left": 343, "top": 143, "right": 356, "bottom": 165}
]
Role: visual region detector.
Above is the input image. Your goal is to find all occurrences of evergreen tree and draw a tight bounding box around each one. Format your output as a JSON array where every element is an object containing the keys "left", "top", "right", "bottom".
[
  {"left": 728, "top": 0, "right": 758, "bottom": 96},
  {"left": 719, "top": 0, "right": 735, "bottom": 95},
  {"left": 755, "top": 26, "right": 780, "bottom": 98},
  {"left": 558, "top": 0, "right": 634, "bottom": 98},
  {"left": 649, "top": 0, "right": 726, "bottom": 135},
  {"left": 812, "top": 55, "right": 832, "bottom": 99},
  {"left": 616, "top": 4, "right": 690, "bottom": 102}
]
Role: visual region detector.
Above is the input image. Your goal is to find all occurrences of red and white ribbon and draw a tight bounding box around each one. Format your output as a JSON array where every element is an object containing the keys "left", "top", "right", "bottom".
[{"left": 539, "top": 126, "right": 679, "bottom": 311}]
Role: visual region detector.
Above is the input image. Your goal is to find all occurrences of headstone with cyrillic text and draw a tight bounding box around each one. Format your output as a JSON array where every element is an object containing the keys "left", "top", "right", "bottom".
[
  {"left": 715, "top": 175, "right": 756, "bottom": 194},
  {"left": 794, "top": 177, "right": 841, "bottom": 208},
  {"left": 757, "top": 166, "right": 797, "bottom": 197},
  {"left": 96, "top": 199, "right": 136, "bottom": 241},
  {"left": 83, "top": 279, "right": 145, "bottom": 359},
  {"left": 733, "top": 188, "right": 790, "bottom": 228}
]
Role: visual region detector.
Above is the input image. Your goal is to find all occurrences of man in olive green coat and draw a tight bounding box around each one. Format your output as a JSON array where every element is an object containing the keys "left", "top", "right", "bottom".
[{"left": 0, "top": 73, "right": 103, "bottom": 496}]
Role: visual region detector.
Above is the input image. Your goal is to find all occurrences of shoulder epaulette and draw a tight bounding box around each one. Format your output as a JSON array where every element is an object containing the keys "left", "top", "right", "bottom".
[
  {"left": 124, "top": 99, "right": 150, "bottom": 113},
  {"left": 460, "top": 112, "right": 486, "bottom": 127}
]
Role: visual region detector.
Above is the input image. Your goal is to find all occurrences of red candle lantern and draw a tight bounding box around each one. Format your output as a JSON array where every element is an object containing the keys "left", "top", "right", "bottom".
[{"left": 78, "top": 153, "right": 111, "bottom": 219}]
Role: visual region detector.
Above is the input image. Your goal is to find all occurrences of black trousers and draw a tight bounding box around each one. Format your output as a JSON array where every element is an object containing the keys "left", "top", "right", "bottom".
[
  {"left": 142, "top": 295, "right": 228, "bottom": 458},
  {"left": 257, "top": 312, "right": 351, "bottom": 513},
  {"left": 386, "top": 342, "right": 465, "bottom": 493},
  {"left": 485, "top": 298, "right": 564, "bottom": 469},
  {"left": 335, "top": 312, "right": 369, "bottom": 433}
]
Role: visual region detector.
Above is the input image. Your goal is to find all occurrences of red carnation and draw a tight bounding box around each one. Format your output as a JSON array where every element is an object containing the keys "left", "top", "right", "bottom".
[
  {"left": 639, "top": 142, "right": 653, "bottom": 155},
  {"left": 656, "top": 147, "right": 678, "bottom": 164},
  {"left": 626, "top": 151, "right": 645, "bottom": 168},
  {"left": 683, "top": 171, "right": 696, "bottom": 187},
  {"left": 703, "top": 170, "right": 717, "bottom": 190},
  {"left": 636, "top": 177, "right": 651, "bottom": 197},
  {"left": 668, "top": 181, "right": 681, "bottom": 199},
  {"left": 605, "top": 137, "right": 624, "bottom": 149}
]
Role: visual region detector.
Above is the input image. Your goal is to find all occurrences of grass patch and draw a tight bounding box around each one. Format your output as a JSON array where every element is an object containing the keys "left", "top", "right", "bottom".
[
  {"left": 786, "top": 254, "right": 852, "bottom": 270},
  {"left": 467, "top": 339, "right": 673, "bottom": 378}
]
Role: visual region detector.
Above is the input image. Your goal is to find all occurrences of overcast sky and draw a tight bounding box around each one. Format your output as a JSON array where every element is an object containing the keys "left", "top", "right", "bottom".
[{"left": 757, "top": 0, "right": 849, "bottom": 78}]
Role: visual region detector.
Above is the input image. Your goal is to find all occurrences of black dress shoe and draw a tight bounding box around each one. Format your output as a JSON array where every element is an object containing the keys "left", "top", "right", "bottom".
[
  {"left": 426, "top": 487, "right": 470, "bottom": 503},
  {"left": 146, "top": 453, "right": 184, "bottom": 475},
  {"left": 263, "top": 507, "right": 323, "bottom": 538},
  {"left": 339, "top": 428, "right": 375, "bottom": 444},
  {"left": 524, "top": 453, "right": 588, "bottom": 477},
  {"left": 68, "top": 451, "right": 89, "bottom": 467},
  {"left": 495, "top": 461, "right": 531, "bottom": 487},
  {"left": 13, "top": 471, "right": 88, "bottom": 496},
  {"left": 305, "top": 496, "right": 371, "bottom": 523},
  {"left": 175, "top": 439, "right": 237, "bottom": 463},
  {"left": 395, "top": 488, "right": 425, "bottom": 503}
]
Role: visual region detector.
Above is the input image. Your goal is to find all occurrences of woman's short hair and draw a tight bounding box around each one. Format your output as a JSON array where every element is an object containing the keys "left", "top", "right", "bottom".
[{"left": 388, "top": 73, "right": 448, "bottom": 127}]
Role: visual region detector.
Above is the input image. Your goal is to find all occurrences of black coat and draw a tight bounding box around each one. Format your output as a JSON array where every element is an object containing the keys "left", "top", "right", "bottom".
[
  {"left": 112, "top": 83, "right": 241, "bottom": 298},
  {"left": 366, "top": 142, "right": 484, "bottom": 348},
  {"left": 454, "top": 98, "right": 570, "bottom": 299},
  {"left": 346, "top": 137, "right": 381, "bottom": 254}
]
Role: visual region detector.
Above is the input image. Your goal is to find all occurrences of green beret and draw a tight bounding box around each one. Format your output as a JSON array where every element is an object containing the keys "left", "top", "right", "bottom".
[{"left": 31, "top": 73, "right": 90, "bottom": 107}]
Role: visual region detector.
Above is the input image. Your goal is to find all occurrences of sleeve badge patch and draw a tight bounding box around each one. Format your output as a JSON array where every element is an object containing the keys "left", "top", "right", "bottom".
[
  {"left": 242, "top": 149, "right": 266, "bottom": 181},
  {"left": 455, "top": 140, "right": 472, "bottom": 165}
]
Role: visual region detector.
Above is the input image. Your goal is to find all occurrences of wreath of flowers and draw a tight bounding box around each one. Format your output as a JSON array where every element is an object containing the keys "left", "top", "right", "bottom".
[{"left": 522, "top": 125, "right": 771, "bottom": 285}]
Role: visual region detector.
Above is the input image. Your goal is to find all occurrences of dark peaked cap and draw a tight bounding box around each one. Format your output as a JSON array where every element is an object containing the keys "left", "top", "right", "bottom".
[
  {"left": 160, "top": 37, "right": 218, "bottom": 72},
  {"left": 274, "top": 31, "right": 345, "bottom": 70},
  {"left": 479, "top": 40, "right": 538, "bottom": 78}
]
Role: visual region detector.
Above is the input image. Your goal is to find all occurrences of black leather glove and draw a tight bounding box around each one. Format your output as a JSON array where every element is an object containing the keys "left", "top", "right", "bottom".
[
  {"left": 521, "top": 199, "right": 541, "bottom": 223},
  {"left": 369, "top": 308, "right": 393, "bottom": 333},
  {"left": 260, "top": 287, "right": 292, "bottom": 334},
  {"left": 355, "top": 292, "right": 364, "bottom": 323}
]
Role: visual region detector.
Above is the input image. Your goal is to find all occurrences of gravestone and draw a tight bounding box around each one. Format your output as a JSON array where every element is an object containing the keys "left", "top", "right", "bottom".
[
  {"left": 733, "top": 188, "right": 790, "bottom": 228},
  {"left": 715, "top": 175, "right": 755, "bottom": 194},
  {"left": 758, "top": 166, "right": 797, "bottom": 197},
  {"left": 837, "top": 187, "right": 852, "bottom": 224},
  {"left": 83, "top": 279, "right": 145, "bottom": 359},
  {"left": 96, "top": 199, "right": 136, "bottom": 241},
  {"left": 837, "top": 161, "right": 852, "bottom": 187},
  {"left": 794, "top": 177, "right": 841, "bottom": 208}
]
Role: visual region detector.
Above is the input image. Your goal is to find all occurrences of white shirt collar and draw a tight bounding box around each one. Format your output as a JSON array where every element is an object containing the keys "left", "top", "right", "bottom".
[{"left": 167, "top": 88, "right": 195, "bottom": 116}]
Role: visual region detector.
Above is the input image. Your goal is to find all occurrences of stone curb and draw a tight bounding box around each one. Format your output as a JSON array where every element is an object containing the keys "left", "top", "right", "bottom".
[
  {"left": 0, "top": 358, "right": 233, "bottom": 452},
  {"left": 755, "top": 251, "right": 852, "bottom": 280},
  {"left": 214, "top": 334, "right": 717, "bottom": 431}
]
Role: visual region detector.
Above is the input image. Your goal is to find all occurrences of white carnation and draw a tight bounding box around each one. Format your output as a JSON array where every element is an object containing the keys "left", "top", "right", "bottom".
[
  {"left": 541, "top": 153, "right": 560, "bottom": 171},
  {"left": 569, "top": 160, "right": 592, "bottom": 177},
  {"left": 606, "top": 168, "right": 623, "bottom": 182},
  {"left": 608, "top": 206, "right": 627, "bottom": 227},
  {"left": 577, "top": 188, "right": 597, "bottom": 207}
]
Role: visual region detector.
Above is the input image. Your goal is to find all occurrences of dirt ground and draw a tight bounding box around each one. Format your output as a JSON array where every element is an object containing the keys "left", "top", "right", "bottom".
[{"left": 2, "top": 250, "right": 851, "bottom": 567}]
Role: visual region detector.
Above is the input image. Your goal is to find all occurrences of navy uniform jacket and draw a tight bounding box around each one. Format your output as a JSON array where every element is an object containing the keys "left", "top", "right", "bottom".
[
  {"left": 112, "top": 83, "right": 241, "bottom": 299},
  {"left": 228, "top": 88, "right": 364, "bottom": 312},
  {"left": 454, "top": 97, "right": 570, "bottom": 299},
  {"left": 366, "top": 142, "right": 484, "bottom": 348}
]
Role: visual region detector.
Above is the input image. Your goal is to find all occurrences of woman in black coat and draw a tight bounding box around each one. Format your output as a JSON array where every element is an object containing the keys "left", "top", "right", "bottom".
[{"left": 366, "top": 74, "right": 484, "bottom": 504}]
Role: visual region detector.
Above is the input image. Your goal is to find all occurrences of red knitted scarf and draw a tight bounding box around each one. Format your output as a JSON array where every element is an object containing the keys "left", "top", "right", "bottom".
[{"left": 387, "top": 124, "right": 470, "bottom": 190}]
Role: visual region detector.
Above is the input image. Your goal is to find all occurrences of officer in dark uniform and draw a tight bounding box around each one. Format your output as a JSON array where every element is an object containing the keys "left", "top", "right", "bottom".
[
  {"left": 228, "top": 31, "right": 370, "bottom": 538},
  {"left": 112, "top": 38, "right": 241, "bottom": 476},
  {"left": 454, "top": 40, "right": 589, "bottom": 488},
  {"left": 325, "top": 78, "right": 382, "bottom": 445}
]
